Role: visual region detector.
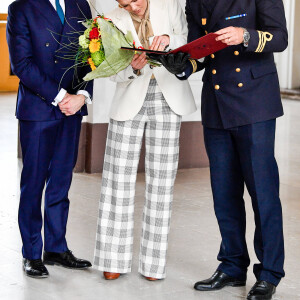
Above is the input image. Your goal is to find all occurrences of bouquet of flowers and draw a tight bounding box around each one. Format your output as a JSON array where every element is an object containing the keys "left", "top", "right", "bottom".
[{"left": 76, "top": 15, "right": 136, "bottom": 81}]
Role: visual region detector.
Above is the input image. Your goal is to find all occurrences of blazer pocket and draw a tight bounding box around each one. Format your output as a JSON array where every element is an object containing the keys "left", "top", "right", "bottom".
[{"left": 251, "top": 63, "right": 277, "bottom": 79}]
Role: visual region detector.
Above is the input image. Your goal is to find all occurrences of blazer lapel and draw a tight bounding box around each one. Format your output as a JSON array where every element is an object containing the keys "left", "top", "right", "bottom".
[
  {"left": 30, "top": 0, "right": 63, "bottom": 33},
  {"left": 208, "top": 0, "right": 235, "bottom": 32},
  {"left": 112, "top": 9, "right": 141, "bottom": 48}
]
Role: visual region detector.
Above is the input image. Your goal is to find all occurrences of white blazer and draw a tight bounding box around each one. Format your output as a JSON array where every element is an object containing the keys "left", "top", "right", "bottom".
[{"left": 106, "top": 0, "right": 197, "bottom": 121}]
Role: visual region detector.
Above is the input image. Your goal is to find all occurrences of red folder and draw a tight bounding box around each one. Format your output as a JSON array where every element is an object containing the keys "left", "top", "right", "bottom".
[{"left": 121, "top": 33, "right": 228, "bottom": 59}]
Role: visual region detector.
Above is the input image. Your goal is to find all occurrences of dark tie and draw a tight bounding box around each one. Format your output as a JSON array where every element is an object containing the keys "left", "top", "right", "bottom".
[{"left": 55, "top": 0, "right": 65, "bottom": 25}]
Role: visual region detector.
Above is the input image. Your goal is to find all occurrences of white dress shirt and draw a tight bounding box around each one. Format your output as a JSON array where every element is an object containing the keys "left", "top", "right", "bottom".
[{"left": 48, "top": 0, "right": 92, "bottom": 106}]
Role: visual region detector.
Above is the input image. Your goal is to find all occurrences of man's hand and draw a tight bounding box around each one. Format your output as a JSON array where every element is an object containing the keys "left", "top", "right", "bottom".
[
  {"left": 59, "top": 94, "right": 85, "bottom": 116},
  {"left": 215, "top": 26, "right": 244, "bottom": 46},
  {"left": 159, "top": 52, "right": 191, "bottom": 74}
]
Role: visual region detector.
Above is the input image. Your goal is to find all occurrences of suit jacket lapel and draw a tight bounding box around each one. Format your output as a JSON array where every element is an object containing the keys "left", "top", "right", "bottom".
[
  {"left": 30, "top": 0, "right": 63, "bottom": 33},
  {"left": 208, "top": 0, "right": 235, "bottom": 32}
]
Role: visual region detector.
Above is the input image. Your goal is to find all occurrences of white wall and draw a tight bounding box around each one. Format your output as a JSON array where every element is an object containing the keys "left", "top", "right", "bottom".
[
  {"left": 88, "top": 0, "right": 203, "bottom": 124},
  {"left": 274, "top": 0, "right": 299, "bottom": 89}
]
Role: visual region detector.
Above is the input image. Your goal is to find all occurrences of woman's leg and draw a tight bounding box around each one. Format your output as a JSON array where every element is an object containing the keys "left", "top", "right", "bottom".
[
  {"left": 139, "top": 80, "right": 182, "bottom": 279},
  {"left": 94, "top": 115, "right": 146, "bottom": 274}
]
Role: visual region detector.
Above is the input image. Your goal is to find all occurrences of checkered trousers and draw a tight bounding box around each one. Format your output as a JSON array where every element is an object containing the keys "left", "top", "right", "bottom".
[{"left": 94, "top": 79, "right": 182, "bottom": 279}]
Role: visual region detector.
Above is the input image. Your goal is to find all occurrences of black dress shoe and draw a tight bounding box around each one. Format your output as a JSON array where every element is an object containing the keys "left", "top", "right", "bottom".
[
  {"left": 43, "top": 250, "right": 92, "bottom": 269},
  {"left": 194, "top": 270, "right": 246, "bottom": 291},
  {"left": 23, "top": 258, "right": 49, "bottom": 278},
  {"left": 247, "top": 280, "right": 276, "bottom": 300}
]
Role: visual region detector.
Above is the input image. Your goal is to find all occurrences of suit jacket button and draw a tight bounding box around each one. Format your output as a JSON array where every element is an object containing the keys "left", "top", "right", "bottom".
[
  {"left": 215, "top": 85, "right": 220, "bottom": 90},
  {"left": 211, "top": 54, "right": 215, "bottom": 59},
  {"left": 236, "top": 68, "right": 241, "bottom": 72},
  {"left": 238, "top": 83, "right": 244, "bottom": 87},
  {"left": 55, "top": 60, "right": 58, "bottom": 64},
  {"left": 234, "top": 51, "right": 240, "bottom": 56},
  {"left": 45, "top": 43, "right": 50, "bottom": 47},
  {"left": 212, "top": 69, "right": 217, "bottom": 75}
]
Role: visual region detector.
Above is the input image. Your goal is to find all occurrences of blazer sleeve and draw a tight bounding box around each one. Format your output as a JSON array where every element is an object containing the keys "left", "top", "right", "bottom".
[
  {"left": 6, "top": 3, "right": 60, "bottom": 105},
  {"left": 77, "top": 0, "right": 94, "bottom": 98},
  {"left": 167, "top": 0, "right": 188, "bottom": 50},
  {"left": 246, "top": 0, "right": 288, "bottom": 53}
]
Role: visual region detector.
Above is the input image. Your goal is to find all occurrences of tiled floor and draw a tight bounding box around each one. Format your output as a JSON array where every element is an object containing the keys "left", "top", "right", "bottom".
[{"left": 0, "top": 93, "right": 299, "bottom": 299}]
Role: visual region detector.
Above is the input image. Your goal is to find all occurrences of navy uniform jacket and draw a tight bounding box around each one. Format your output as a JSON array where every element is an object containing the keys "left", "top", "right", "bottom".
[
  {"left": 7, "top": 0, "right": 93, "bottom": 121},
  {"left": 183, "top": 0, "right": 288, "bottom": 129}
]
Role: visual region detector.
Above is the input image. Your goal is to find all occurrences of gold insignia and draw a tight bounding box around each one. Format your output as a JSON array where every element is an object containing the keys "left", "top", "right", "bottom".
[
  {"left": 255, "top": 31, "right": 273, "bottom": 53},
  {"left": 202, "top": 18, "right": 207, "bottom": 26},
  {"left": 189, "top": 59, "right": 197, "bottom": 73}
]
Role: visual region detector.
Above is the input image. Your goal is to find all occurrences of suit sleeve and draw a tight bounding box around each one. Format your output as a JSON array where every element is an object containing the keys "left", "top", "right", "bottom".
[
  {"left": 77, "top": 0, "right": 94, "bottom": 98},
  {"left": 246, "top": 0, "right": 288, "bottom": 53},
  {"left": 6, "top": 3, "right": 60, "bottom": 105},
  {"left": 177, "top": 0, "right": 207, "bottom": 80}
]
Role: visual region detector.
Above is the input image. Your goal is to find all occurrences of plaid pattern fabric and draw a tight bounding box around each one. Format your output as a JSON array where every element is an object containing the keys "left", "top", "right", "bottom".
[{"left": 94, "top": 79, "right": 182, "bottom": 279}]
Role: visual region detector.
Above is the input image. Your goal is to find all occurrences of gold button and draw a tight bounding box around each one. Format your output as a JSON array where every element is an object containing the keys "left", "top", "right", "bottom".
[
  {"left": 238, "top": 83, "right": 243, "bottom": 88},
  {"left": 236, "top": 68, "right": 241, "bottom": 72},
  {"left": 234, "top": 51, "right": 239, "bottom": 56},
  {"left": 205, "top": 30, "right": 208, "bottom": 35},
  {"left": 212, "top": 69, "right": 217, "bottom": 75},
  {"left": 215, "top": 85, "right": 220, "bottom": 90},
  {"left": 211, "top": 54, "right": 215, "bottom": 59}
]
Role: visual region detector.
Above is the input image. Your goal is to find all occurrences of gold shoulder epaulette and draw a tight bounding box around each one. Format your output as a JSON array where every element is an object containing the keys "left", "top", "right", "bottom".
[{"left": 255, "top": 31, "right": 273, "bottom": 53}]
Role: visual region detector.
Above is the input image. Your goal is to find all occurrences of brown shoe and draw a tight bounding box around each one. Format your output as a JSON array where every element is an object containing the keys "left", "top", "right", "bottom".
[
  {"left": 103, "top": 272, "right": 120, "bottom": 280},
  {"left": 145, "top": 276, "right": 159, "bottom": 281}
]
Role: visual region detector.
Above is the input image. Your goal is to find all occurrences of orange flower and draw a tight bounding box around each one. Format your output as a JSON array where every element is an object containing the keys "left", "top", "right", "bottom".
[
  {"left": 88, "top": 58, "right": 96, "bottom": 71},
  {"left": 89, "top": 39, "right": 101, "bottom": 53}
]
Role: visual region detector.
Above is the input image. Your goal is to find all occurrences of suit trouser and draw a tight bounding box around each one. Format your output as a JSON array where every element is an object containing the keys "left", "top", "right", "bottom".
[
  {"left": 94, "top": 79, "right": 182, "bottom": 278},
  {"left": 204, "top": 119, "right": 285, "bottom": 286},
  {"left": 19, "top": 115, "right": 82, "bottom": 260}
]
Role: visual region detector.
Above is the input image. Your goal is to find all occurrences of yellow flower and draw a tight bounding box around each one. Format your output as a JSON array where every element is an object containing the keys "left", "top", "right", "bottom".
[
  {"left": 88, "top": 58, "right": 96, "bottom": 71},
  {"left": 89, "top": 39, "right": 101, "bottom": 54}
]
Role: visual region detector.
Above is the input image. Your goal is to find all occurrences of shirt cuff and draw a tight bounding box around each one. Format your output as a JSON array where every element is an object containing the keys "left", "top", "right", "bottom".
[
  {"left": 52, "top": 88, "right": 67, "bottom": 106},
  {"left": 77, "top": 90, "right": 92, "bottom": 104},
  {"left": 177, "top": 72, "right": 186, "bottom": 77}
]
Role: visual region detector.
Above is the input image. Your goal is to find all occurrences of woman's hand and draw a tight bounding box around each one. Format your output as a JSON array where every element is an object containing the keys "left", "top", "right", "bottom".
[
  {"left": 131, "top": 52, "right": 147, "bottom": 70},
  {"left": 150, "top": 35, "right": 170, "bottom": 51},
  {"left": 215, "top": 26, "right": 244, "bottom": 46}
]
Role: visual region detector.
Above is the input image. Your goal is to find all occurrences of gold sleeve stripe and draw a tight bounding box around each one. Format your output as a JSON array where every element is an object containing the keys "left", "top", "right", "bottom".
[
  {"left": 255, "top": 31, "right": 273, "bottom": 53},
  {"left": 189, "top": 59, "right": 197, "bottom": 73}
]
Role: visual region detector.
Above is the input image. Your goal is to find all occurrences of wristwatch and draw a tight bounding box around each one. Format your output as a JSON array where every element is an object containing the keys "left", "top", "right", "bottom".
[{"left": 242, "top": 27, "right": 250, "bottom": 47}]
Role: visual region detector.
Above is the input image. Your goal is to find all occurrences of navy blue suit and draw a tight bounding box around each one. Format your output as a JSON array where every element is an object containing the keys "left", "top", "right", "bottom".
[
  {"left": 183, "top": 0, "right": 287, "bottom": 286},
  {"left": 7, "top": 0, "right": 93, "bottom": 259}
]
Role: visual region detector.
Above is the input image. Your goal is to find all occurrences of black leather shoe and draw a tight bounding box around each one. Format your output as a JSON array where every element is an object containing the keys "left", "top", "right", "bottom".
[
  {"left": 194, "top": 270, "right": 246, "bottom": 291},
  {"left": 247, "top": 280, "right": 276, "bottom": 300},
  {"left": 43, "top": 250, "right": 92, "bottom": 269},
  {"left": 23, "top": 258, "right": 49, "bottom": 278}
]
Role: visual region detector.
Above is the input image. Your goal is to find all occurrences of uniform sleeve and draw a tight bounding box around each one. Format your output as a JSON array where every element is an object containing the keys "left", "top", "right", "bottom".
[
  {"left": 185, "top": 0, "right": 205, "bottom": 43},
  {"left": 6, "top": 3, "right": 60, "bottom": 105},
  {"left": 246, "top": 0, "right": 288, "bottom": 53}
]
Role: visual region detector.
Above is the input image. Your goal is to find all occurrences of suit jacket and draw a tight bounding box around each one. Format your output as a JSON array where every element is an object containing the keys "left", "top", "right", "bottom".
[
  {"left": 106, "top": 0, "right": 197, "bottom": 122},
  {"left": 183, "top": 0, "right": 288, "bottom": 129},
  {"left": 7, "top": 0, "right": 93, "bottom": 121}
]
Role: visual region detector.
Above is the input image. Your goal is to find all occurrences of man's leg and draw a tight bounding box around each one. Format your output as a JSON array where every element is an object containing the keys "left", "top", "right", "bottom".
[
  {"left": 43, "top": 115, "right": 82, "bottom": 252},
  {"left": 235, "top": 119, "right": 284, "bottom": 286},
  {"left": 19, "top": 120, "right": 60, "bottom": 260},
  {"left": 204, "top": 127, "right": 250, "bottom": 280}
]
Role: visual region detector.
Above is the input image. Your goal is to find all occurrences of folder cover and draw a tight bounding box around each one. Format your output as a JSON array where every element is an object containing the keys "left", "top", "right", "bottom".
[{"left": 121, "top": 33, "right": 228, "bottom": 59}]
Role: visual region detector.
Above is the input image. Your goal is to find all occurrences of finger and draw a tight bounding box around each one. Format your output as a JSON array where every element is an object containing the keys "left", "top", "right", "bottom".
[
  {"left": 151, "top": 36, "right": 162, "bottom": 51},
  {"left": 150, "top": 36, "right": 160, "bottom": 50},
  {"left": 215, "top": 26, "right": 234, "bottom": 35}
]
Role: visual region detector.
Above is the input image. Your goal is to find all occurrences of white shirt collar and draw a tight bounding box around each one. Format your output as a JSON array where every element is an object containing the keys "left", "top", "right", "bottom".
[{"left": 49, "top": 0, "right": 65, "bottom": 14}]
